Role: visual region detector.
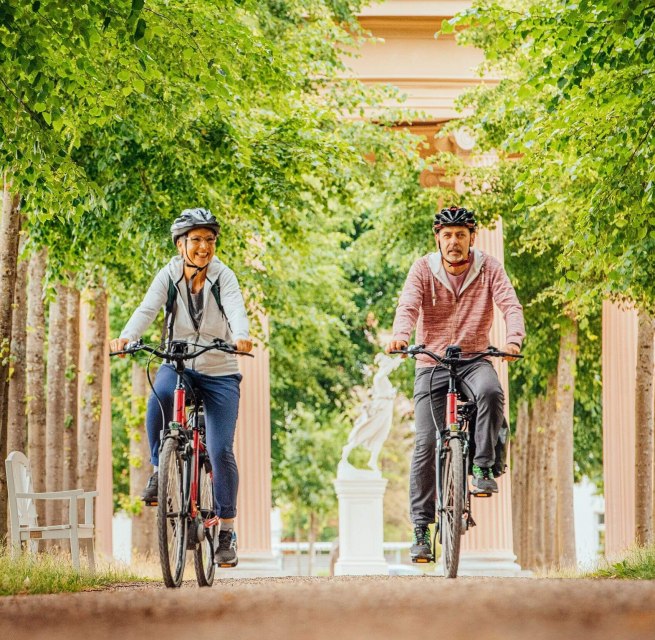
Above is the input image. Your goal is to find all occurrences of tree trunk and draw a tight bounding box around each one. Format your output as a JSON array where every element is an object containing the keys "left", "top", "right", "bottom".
[
  {"left": 130, "top": 362, "right": 156, "bottom": 555},
  {"left": 525, "top": 399, "right": 537, "bottom": 569},
  {"left": 26, "top": 249, "right": 47, "bottom": 522},
  {"left": 307, "top": 511, "right": 317, "bottom": 577},
  {"left": 45, "top": 283, "right": 68, "bottom": 526},
  {"left": 556, "top": 318, "right": 578, "bottom": 568},
  {"left": 63, "top": 284, "right": 80, "bottom": 490},
  {"left": 78, "top": 283, "right": 107, "bottom": 492},
  {"left": 7, "top": 234, "right": 28, "bottom": 453},
  {"left": 635, "top": 308, "right": 654, "bottom": 545},
  {"left": 512, "top": 399, "right": 529, "bottom": 567},
  {"left": 295, "top": 519, "right": 303, "bottom": 576},
  {"left": 543, "top": 375, "right": 559, "bottom": 569},
  {"left": 532, "top": 396, "right": 545, "bottom": 570},
  {"left": 0, "top": 178, "right": 21, "bottom": 538}
]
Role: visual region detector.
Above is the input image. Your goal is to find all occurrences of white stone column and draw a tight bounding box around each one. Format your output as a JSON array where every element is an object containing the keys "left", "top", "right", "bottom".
[{"left": 334, "top": 467, "right": 389, "bottom": 575}]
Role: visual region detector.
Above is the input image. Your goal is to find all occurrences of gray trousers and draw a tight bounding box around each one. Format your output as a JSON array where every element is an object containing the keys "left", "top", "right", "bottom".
[{"left": 410, "top": 361, "right": 505, "bottom": 526}]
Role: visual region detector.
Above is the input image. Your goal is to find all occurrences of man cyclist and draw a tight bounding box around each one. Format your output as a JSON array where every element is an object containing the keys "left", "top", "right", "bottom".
[
  {"left": 109, "top": 208, "right": 252, "bottom": 568},
  {"left": 386, "top": 205, "right": 525, "bottom": 562}
]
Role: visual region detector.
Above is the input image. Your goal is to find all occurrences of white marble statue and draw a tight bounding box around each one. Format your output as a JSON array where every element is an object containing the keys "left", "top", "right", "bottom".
[{"left": 339, "top": 352, "right": 403, "bottom": 474}]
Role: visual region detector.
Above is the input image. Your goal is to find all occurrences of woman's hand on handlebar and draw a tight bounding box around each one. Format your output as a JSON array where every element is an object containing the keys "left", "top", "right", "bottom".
[
  {"left": 109, "top": 337, "right": 130, "bottom": 357},
  {"left": 501, "top": 343, "right": 521, "bottom": 362},
  {"left": 236, "top": 339, "right": 253, "bottom": 353},
  {"left": 385, "top": 339, "right": 408, "bottom": 358}
]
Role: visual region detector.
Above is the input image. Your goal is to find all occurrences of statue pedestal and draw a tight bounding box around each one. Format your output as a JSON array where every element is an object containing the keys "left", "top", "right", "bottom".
[{"left": 334, "top": 465, "right": 389, "bottom": 576}]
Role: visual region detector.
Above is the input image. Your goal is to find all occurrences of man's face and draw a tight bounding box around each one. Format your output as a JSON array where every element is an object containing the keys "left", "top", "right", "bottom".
[
  {"left": 435, "top": 225, "right": 474, "bottom": 262},
  {"left": 177, "top": 227, "right": 217, "bottom": 267}
]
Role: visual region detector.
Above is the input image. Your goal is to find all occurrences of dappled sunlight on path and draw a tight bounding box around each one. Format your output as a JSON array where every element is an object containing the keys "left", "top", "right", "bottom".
[{"left": 2, "top": 576, "right": 654, "bottom": 640}]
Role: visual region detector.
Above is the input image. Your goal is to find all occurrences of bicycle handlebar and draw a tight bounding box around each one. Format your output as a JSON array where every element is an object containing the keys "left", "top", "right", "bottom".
[
  {"left": 390, "top": 344, "right": 523, "bottom": 365},
  {"left": 110, "top": 338, "right": 255, "bottom": 360}
]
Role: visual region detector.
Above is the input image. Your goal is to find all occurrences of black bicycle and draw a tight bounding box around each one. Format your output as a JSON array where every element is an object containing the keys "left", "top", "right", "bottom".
[
  {"left": 110, "top": 338, "right": 253, "bottom": 588},
  {"left": 392, "top": 344, "right": 522, "bottom": 578}
]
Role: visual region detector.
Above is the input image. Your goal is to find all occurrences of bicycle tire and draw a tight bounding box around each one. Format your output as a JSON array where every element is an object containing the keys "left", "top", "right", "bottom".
[
  {"left": 158, "top": 437, "right": 188, "bottom": 588},
  {"left": 440, "top": 437, "right": 464, "bottom": 578},
  {"left": 194, "top": 462, "right": 217, "bottom": 586}
]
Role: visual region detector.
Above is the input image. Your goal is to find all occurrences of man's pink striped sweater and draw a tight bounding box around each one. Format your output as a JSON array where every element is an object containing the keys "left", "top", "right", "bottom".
[{"left": 392, "top": 248, "right": 526, "bottom": 368}]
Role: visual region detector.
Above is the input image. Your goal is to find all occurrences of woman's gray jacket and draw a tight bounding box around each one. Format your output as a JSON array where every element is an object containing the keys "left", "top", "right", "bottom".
[{"left": 120, "top": 256, "right": 249, "bottom": 376}]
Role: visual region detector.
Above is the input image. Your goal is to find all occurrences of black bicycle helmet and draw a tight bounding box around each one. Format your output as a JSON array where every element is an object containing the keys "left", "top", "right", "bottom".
[
  {"left": 433, "top": 205, "right": 477, "bottom": 231},
  {"left": 170, "top": 208, "right": 220, "bottom": 244}
]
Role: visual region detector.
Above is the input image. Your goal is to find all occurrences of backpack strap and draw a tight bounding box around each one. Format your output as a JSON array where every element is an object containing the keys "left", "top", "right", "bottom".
[
  {"left": 210, "top": 277, "right": 227, "bottom": 321},
  {"left": 161, "top": 273, "right": 229, "bottom": 344},
  {"left": 161, "top": 276, "right": 178, "bottom": 347}
]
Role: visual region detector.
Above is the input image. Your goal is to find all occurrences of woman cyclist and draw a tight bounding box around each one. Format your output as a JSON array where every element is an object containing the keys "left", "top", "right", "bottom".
[{"left": 109, "top": 207, "right": 252, "bottom": 567}]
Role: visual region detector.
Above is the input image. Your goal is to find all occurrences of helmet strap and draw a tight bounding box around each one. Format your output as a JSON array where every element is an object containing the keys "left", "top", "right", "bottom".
[
  {"left": 182, "top": 238, "right": 209, "bottom": 286},
  {"left": 443, "top": 255, "right": 471, "bottom": 268}
]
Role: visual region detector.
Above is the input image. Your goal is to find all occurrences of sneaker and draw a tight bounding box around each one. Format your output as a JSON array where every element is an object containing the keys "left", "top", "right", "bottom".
[
  {"left": 410, "top": 524, "right": 433, "bottom": 562},
  {"left": 472, "top": 465, "right": 498, "bottom": 493},
  {"left": 215, "top": 529, "right": 238, "bottom": 567},
  {"left": 141, "top": 472, "right": 158, "bottom": 504}
]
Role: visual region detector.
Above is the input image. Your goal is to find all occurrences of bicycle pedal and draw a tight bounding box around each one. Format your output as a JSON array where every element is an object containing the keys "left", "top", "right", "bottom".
[
  {"left": 217, "top": 560, "right": 238, "bottom": 569},
  {"left": 411, "top": 557, "right": 434, "bottom": 564},
  {"left": 471, "top": 490, "right": 492, "bottom": 498},
  {"left": 143, "top": 499, "right": 158, "bottom": 507}
]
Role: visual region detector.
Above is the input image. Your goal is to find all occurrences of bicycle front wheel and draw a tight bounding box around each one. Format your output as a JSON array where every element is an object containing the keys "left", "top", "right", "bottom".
[
  {"left": 440, "top": 437, "right": 464, "bottom": 578},
  {"left": 158, "top": 437, "right": 188, "bottom": 588},
  {"left": 194, "top": 461, "right": 217, "bottom": 586}
]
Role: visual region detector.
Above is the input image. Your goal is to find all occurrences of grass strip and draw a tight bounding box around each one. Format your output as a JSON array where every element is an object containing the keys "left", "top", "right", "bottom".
[
  {"left": 583, "top": 545, "right": 655, "bottom": 580},
  {"left": 0, "top": 547, "right": 146, "bottom": 596}
]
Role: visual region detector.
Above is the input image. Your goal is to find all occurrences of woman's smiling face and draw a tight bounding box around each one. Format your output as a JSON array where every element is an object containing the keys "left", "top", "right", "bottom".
[{"left": 177, "top": 227, "right": 217, "bottom": 267}]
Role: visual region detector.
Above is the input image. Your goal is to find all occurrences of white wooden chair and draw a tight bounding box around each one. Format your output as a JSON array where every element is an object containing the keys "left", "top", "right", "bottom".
[{"left": 5, "top": 451, "right": 97, "bottom": 573}]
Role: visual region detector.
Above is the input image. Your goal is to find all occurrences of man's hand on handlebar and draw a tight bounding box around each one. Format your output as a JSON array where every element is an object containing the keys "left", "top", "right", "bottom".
[
  {"left": 236, "top": 339, "right": 253, "bottom": 354},
  {"left": 385, "top": 339, "right": 409, "bottom": 358},
  {"left": 501, "top": 343, "right": 521, "bottom": 362},
  {"left": 109, "top": 337, "right": 130, "bottom": 357}
]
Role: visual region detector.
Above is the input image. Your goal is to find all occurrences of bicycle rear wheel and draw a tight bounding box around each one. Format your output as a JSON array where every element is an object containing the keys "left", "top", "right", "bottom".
[
  {"left": 158, "top": 437, "right": 188, "bottom": 588},
  {"left": 194, "top": 461, "right": 217, "bottom": 586},
  {"left": 440, "top": 437, "right": 464, "bottom": 578}
]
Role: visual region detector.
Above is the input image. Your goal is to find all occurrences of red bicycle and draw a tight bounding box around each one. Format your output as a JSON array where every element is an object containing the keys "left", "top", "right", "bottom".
[{"left": 111, "top": 338, "right": 253, "bottom": 587}]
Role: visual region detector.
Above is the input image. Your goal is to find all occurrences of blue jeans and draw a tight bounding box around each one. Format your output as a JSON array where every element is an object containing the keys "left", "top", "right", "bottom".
[{"left": 146, "top": 364, "right": 242, "bottom": 519}]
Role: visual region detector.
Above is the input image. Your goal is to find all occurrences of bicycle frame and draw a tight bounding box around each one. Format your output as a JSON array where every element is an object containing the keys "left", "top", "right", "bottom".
[
  {"left": 167, "top": 365, "right": 218, "bottom": 530},
  {"left": 435, "top": 369, "right": 474, "bottom": 541}
]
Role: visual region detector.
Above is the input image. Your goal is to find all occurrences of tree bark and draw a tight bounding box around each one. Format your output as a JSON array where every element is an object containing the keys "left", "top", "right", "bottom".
[
  {"left": 26, "top": 249, "right": 47, "bottom": 522},
  {"left": 7, "top": 234, "right": 28, "bottom": 453},
  {"left": 555, "top": 318, "right": 578, "bottom": 568},
  {"left": 512, "top": 399, "right": 529, "bottom": 567},
  {"left": 0, "top": 178, "right": 21, "bottom": 538},
  {"left": 78, "top": 283, "right": 107, "bottom": 492},
  {"left": 45, "top": 283, "right": 68, "bottom": 526},
  {"left": 63, "top": 284, "right": 80, "bottom": 490},
  {"left": 532, "top": 396, "right": 545, "bottom": 570},
  {"left": 543, "top": 375, "right": 559, "bottom": 569},
  {"left": 635, "top": 308, "right": 654, "bottom": 545},
  {"left": 130, "top": 362, "right": 156, "bottom": 555},
  {"left": 308, "top": 511, "right": 317, "bottom": 577},
  {"left": 525, "top": 399, "right": 537, "bottom": 569}
]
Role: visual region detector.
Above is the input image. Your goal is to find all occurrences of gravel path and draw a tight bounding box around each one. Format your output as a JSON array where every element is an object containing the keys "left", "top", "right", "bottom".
[{"left": 2, "top": 576, "right": 655, "bottom": 640}]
